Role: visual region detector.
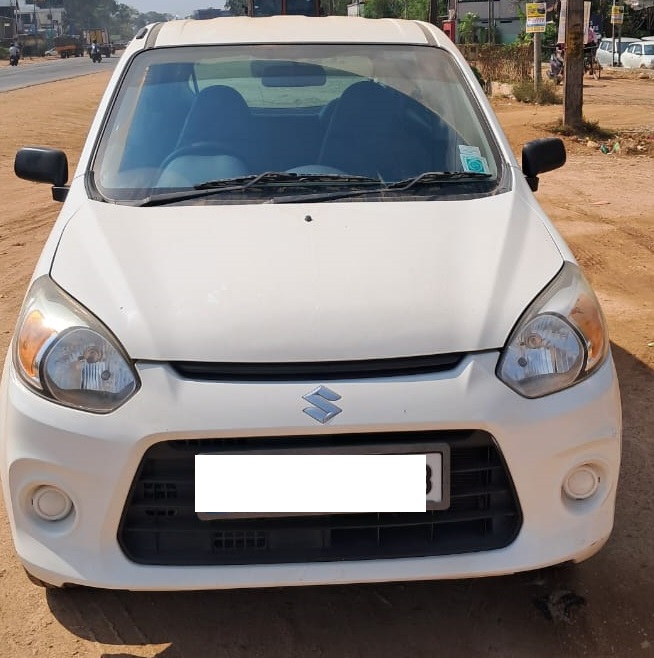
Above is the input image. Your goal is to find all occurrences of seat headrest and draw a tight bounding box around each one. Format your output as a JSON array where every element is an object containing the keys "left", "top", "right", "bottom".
[{"left": 178, "top": 85, "right": 251, "bottom": 147}]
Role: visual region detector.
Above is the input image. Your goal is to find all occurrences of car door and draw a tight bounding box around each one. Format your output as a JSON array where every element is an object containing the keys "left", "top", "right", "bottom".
[
  {"left": 622, "top": 43, "right": 640, "bottom": 68},
  {"left": 597, "top": 41, "right": 611, "bottom": 66},
  {"left": 642, "top": 43, "right": 654, "bottom": 67}
]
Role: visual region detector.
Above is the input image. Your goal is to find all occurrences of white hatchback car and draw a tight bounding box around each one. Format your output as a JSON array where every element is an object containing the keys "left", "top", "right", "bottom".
[
  {"left": 1, "top": 16, "right": 621, "bottom": 591},
  {"left": 620, "top": 40, "right": 654, "bottom": 68},
  {"left": 596, "top": 36, "right": 641, "bottom": 66}
]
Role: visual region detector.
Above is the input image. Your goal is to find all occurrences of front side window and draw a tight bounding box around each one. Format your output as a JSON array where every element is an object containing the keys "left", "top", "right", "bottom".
[{"left": 92, "top": 44, "right": 502, "bottom": 204}]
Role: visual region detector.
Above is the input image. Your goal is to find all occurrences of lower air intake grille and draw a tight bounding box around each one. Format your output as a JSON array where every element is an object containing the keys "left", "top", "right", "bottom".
[{"left": 118, "top": 431, "right": 521, "bottom": 565}]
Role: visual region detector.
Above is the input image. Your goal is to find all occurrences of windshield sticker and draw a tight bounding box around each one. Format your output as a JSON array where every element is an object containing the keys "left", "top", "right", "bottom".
[{"left": 459, "top": 145, "right": 490, "bottom": 174}]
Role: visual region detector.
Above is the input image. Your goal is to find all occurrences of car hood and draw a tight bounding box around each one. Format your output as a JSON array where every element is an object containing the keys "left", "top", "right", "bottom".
[{"left": 51, "top": 195, "right": 564, "bottom": 362}]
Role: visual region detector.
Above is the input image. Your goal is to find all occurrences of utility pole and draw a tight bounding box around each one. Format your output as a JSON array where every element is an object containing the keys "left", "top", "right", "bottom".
[
  {"left": 533, "top": 32, "right": 542, "bottom": 93},
  {"left": 611, "top": 0, "right": 616, "bottom": 63},
  {"left": 563, "top": 0, "right": 584, "bottom": 129},
  {"left": 428, "top": 0, "right": 439, "bottom": 25}
]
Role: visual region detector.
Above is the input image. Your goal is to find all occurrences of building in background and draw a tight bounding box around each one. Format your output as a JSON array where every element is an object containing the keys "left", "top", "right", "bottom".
[
  {"left": 4, "top": 1, "right": 66, "bottom": 37},
  {"left": 347, "top": 1, "right": 364, "bottom": 15},
  {"left": 0, "top": 0, "right": 19, "bottom": 39},
  {"left": 449, "top": 0, "right": 522, "bottom": 43}
]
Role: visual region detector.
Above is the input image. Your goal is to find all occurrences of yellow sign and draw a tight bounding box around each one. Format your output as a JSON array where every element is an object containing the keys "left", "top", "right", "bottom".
[
  {"left": 610, "top": 5, "right": 624, "bottom": 24},
  {"left": 526, "top": 2, "right": 547, "bottom": 33}
]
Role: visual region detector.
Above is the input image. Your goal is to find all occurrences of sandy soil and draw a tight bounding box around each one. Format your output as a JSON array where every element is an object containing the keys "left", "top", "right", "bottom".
[{"left": 0, "top": 70, "right": 652, "bottom": 658}]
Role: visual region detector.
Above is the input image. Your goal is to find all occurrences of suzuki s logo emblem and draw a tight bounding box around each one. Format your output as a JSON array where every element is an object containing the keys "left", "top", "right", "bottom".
[{"left": 302, "top": 386, "right": 342, "bottom": 424}]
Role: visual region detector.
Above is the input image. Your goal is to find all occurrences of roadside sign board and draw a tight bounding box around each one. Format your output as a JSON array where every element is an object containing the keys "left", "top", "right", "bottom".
[
  {"left": 610, "top": 5, "right": 624, "bottom": 24},
  {"left": 526, "top": 2, "right": 547, "bottom": 33}
]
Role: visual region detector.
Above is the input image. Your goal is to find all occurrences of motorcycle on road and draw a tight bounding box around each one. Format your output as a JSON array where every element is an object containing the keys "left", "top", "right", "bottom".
[
  {"left": 90, "top": 44, "right": 102, "bottom": 64},
  {"left": 8, "top": 44, "right": 20, "bottom": 66}
]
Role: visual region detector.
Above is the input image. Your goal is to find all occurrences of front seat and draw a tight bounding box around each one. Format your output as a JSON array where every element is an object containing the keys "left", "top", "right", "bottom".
[
  {"left": 176, "top": 84, "right": 255, "bottom": 161},
  {"left": 157, "top": 85, "right": 255, "bottom": 187},
  {"left": 319, "top": 80, "right": 442, "bottom": 181}
]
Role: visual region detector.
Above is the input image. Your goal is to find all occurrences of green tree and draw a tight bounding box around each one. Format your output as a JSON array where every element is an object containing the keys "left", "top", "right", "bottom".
[
  {"left": 363, "top": 0, "right": 431, "bottom": 19},
  {"left": 32, "top": 0, "right": 118, "bottom": 33},
  {"left": 225, "top": 0, "right": 249, "bottom": 15},
  {"left": 458, "top": 12, "right": 480, "bottom": 43},
  {"left": 109, "top": 3, "right": 139, "bottom": 38},
  {"left": 34, "top": 1, "right": 171, "bottom": 37},
  {"left": 133, "top": 11, "right": 174, "bottom": 29},
  {"left": 407, "top": 0, "right": 429, "bottom": 21},
  {"left": 326, "top": 0, "right": 352, "bottom": 15},
  {"left": 364, "top": 0, "right": 402, "bottom": 18}
]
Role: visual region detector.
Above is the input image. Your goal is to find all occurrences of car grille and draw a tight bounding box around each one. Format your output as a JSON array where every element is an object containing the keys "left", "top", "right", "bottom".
[
  {"left": 118, "top": 430, "right": 521, "bottom": 565},
  {"left": 169, "top": 353, "right": 464, "bottom": 381}
]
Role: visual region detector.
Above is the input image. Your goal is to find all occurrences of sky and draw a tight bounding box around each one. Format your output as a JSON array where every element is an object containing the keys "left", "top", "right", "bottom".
[{"left": 127, "top": 1, "right": 224, "bottom": 17}]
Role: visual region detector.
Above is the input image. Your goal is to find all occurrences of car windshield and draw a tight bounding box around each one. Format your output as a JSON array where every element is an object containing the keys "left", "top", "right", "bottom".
[
  {"left": 601, "top": 40, "right": 636, "bottom": 53},
  {"left": 92, "top": 44, "right": 502, "bottom": 204}
]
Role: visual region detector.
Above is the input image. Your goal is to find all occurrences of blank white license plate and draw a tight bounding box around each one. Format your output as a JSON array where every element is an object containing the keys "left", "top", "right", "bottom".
[{"left": 196, "top": 452, "right": 449, "bottom": 520}]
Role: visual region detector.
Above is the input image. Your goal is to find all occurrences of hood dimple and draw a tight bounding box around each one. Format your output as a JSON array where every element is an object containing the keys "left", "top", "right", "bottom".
[{"left": 50, "top": 197, "right": 563, "bottom": 362}]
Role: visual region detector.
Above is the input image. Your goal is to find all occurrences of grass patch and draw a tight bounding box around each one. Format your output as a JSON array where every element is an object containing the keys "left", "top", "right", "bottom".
[
  {"left": 511, "top": 81, "right": 562, "bottom": 105},
  {"left": 548, "top": 117, "right": 616, "bottom": 141}
]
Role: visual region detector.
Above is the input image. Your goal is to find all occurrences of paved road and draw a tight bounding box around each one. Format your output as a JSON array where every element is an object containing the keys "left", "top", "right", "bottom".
[{"left": 0, "top": 54, "right": 119, "bottom": 93}]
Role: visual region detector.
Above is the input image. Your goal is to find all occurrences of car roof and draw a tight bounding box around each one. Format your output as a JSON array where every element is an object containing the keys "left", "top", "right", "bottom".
[
  {"left": 599, "top": 36, "right": 640, "bottom": 43},
  {"left": 145, "top": 16, "right": 450, "bottom": 49}
]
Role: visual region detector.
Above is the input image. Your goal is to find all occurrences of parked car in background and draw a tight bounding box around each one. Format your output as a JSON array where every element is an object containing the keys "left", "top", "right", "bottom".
[
  {"left": 2, "top": 16, "right": 622, "bottom": 592},
  {"left": 596, "top": 36, "right": 640, "bottom": 66},
  {"left": 620, "top": 40, "right": 654, "bottom": 68}
]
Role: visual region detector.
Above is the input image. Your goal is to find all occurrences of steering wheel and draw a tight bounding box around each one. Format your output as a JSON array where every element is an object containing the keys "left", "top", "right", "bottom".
[{"left": 160, "top": 141, "right": 250, "bottom": 172}]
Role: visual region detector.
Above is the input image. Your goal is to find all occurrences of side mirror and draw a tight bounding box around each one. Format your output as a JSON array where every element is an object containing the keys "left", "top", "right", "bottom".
[
  {"left": 14, "top": 146, "right": 69, "bottom": 202},
  {"left": 521, "top": 137, "right": 566, "bottom": 192}
]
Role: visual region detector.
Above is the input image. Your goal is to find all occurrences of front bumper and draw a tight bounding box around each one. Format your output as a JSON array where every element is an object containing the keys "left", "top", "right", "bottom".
[{"left": 0, "top": 351, "right": 621, "bottom": 590}]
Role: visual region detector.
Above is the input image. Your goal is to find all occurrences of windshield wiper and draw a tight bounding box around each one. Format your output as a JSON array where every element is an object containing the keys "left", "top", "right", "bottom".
[
  {"left": 386, "top": 171, "right": 493, "bottom": 191},
  {"left": 270, "top": 171, "right": 494, "bottom": 204},
  {"left": 197, "top": 172, "right": 381, "bottom": 189},
  {"left": 139, "top": 172, "right": 381, "bottom": 207}
]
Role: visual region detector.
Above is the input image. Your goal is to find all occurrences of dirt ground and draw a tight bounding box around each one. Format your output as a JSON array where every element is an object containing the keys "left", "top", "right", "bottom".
[{"left": 0, "top": 70, "right": 652, "bottom": 658}]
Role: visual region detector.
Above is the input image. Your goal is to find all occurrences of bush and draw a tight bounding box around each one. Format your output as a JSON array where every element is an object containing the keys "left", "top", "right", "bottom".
[
  {"left": 511, "top": 81, "right": 562, "bottom": 104},
  {"left": 470, "top": 65, "right": 487, "bottom": 91},
  {"left": 460, "top": 43, "right": 533, "bottom": 83},
  {"left": 548, "top": 117, "right": 616, "bottom": 141}
]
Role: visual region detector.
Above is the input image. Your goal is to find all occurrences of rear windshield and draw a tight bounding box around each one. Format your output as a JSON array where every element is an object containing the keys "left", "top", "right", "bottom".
[{"left": 92, "top": 43, "right": 502, "bottom": 203}]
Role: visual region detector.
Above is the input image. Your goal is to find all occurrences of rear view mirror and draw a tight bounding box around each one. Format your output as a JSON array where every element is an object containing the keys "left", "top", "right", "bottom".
[
  {"left": 14, "top": 146, "right": 69, "bottom": 202},
  {"left": 255, "top": 61, "right": 326, "bottom": 87},
  {"left": 15, "top": 146, "right": 68, "bottom": 186},
  {"left": 522, "top": 138, "right": 566, "bottom": 192}
]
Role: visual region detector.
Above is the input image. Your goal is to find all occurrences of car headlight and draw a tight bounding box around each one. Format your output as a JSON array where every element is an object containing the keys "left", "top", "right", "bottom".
[
  {"left": 497, "top": 262, "right": 609, "bottom": 398},
  {"left": 12, "top": 276, "right": 139, "bottom": 413}
]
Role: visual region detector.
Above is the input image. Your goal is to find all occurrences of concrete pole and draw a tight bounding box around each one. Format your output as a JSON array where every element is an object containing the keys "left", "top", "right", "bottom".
[{"left": 534, "top": 32, "right": 542, "bottom": 94}]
